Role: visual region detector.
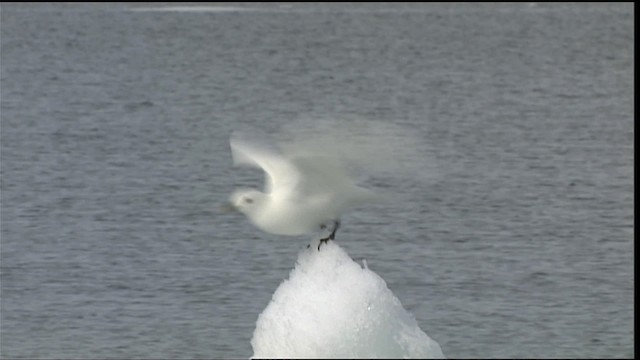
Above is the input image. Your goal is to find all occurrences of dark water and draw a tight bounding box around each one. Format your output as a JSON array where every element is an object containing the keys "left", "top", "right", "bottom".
[{"left": 0, "top": 3, "right": 633, "bottom": 358}]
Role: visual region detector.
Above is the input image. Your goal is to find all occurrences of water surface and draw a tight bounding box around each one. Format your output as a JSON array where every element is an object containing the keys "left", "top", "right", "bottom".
[{"left": 0, "top": 3, "right": 633, "bottom": 358}]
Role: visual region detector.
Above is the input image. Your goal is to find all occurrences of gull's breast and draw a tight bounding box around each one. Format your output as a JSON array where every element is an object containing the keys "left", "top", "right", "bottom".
[{"left": 253, "top": 196, "right": 333, "bottom": 236}]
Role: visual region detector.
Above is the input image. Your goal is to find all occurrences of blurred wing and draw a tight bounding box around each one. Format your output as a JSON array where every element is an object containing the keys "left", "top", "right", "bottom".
[
  {"left": 231, "top": 133, "right": 370, "bottom": 202},
  {"left": 287, "top": 155, "right": 355, "bottom": 197},
  {"left": 230, "top": 134, "right": 300, "bottom": 195}
]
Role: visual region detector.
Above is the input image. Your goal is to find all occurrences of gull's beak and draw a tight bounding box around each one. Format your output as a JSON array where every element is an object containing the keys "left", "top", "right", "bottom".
[{"left": 219, "top": 202, "right": 237, "bottom": 213}]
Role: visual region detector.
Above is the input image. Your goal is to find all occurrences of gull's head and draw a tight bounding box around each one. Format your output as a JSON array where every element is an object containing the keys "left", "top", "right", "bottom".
[{"left": 227, "top": 189, "right": 267, "bottom": 216}]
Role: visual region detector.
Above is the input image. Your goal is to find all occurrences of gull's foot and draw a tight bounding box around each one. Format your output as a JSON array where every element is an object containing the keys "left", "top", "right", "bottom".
[
  {"left": 317, "top": 220, "right": 341, "bottom": 250},
  {"left": 317, "top": 238, "right": 330, "bottom": 250}
]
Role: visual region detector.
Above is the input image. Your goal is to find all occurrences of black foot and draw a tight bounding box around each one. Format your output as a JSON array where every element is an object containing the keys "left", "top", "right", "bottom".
[
  {"left": 317, "top": 220, "right": 341, "bottom": 250},
  {"left": 317, "top": 238, "right": 330, "bottom": 250}
]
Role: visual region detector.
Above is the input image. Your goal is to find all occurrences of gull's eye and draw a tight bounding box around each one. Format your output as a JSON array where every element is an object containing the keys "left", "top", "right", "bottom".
[{"left": 244, "top": 198, "right": 254, "bottom": 204}]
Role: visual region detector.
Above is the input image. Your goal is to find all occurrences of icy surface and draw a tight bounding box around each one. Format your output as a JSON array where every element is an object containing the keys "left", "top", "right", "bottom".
[{"left": 251, "top": 241, "right": 445, "bottom": 359}]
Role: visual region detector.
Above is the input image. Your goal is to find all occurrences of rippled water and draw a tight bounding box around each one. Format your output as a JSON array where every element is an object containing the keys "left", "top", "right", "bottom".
[{"left": 1, "top": 3, "right": 633, "bottom": 358}]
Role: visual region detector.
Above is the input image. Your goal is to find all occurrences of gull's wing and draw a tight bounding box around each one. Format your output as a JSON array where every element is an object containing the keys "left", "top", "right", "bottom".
[
  {"left": 230, "top": 134, "right": 300, "bottom": 195},
  {"left": 230, "top": 134, "right": 359, "bottom": 199},
  {"left": 286, "top": 154, "right": 356, "bottom": 198}
]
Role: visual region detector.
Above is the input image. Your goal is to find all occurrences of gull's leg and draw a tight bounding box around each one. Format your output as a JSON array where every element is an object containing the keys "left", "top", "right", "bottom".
[
  {"left": 309, "top": 223, "right": 327, "bottom": 249},
  {"left": 318, "top": 220, "right": 341, "bottom": 250}
]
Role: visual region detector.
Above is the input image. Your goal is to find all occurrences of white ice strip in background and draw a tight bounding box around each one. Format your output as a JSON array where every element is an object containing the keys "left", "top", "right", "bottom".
[
  {"left": 130, "top": 6, "right": 253, "bottom": 12},
  {"left": 251, "top": 241, "right": 445, "bottom": 359}
]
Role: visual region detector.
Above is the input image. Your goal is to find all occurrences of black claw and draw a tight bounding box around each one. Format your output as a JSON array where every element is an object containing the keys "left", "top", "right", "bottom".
[{"left": 317, "top": 238, "right": 329, "bottom": 250}]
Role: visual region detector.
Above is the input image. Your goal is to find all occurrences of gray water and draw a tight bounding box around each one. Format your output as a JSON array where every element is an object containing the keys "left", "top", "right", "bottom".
[{"left": 0, "top": 3, "right": 634, "bottom": 358}]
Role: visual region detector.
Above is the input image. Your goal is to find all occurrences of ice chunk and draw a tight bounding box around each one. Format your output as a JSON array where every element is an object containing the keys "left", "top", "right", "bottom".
[{"left": 251, "top": 241, "right": 445, "bottom": 359}]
